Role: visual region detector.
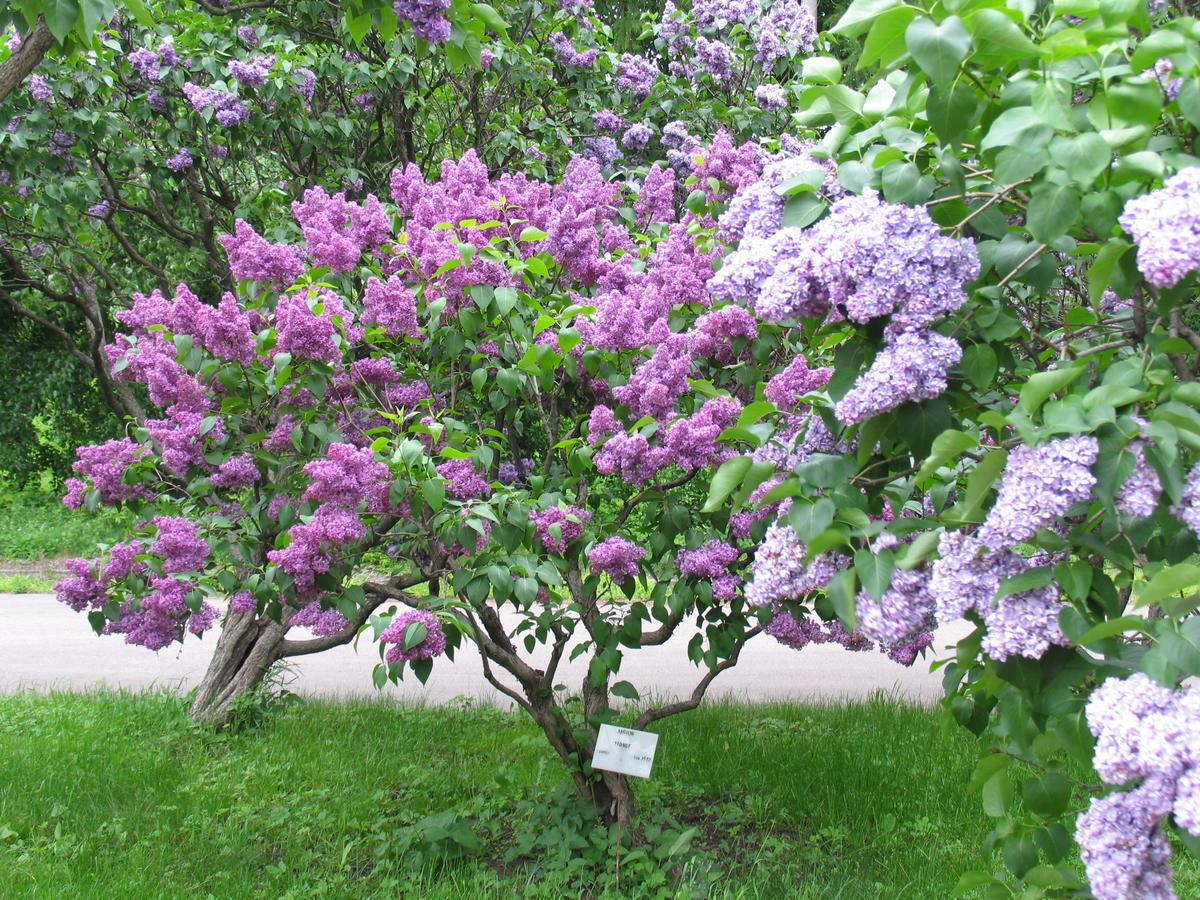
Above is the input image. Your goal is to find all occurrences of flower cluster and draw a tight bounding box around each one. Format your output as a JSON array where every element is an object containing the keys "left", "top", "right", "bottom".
[
  {"left": 930, "top": 532, "right": 1069, "bottom": 661},
  {"left": 550, "top": 32, "right": 599, "bottom": 67},
  {"left": 587, "top": 536, "right": 645, "bottom": 580},
  {"left": 228, "top": 55, "right": 275, "bottom": 88},
  {"left": 745, "top": 521, "right": 848, "bottom": 606},
  {"left": 181, "top": 82, "right": 251, "bottom": 126},
  {"left": 677, "top": 540, "right": 742, "bottom": 600},
  {"left": 615, "top": 53, "right": 659, "bottom": 99},
  {"left": 977, "top": 436, "right": 1099, "bottom": 550},
  {"left": 530, "top": 505, "right": 591, "bottom": 554},
  {"left": 393, "top": 0, "right": 452, "bottom": 44},
  {"left": 1119, "top": 167, "right": 1200, "bottom": 288},
  {"left": 380, "top": 609, "right": 448, "bottom": 663},
  {"left": 1077, "top": 674, "right": 1200, "bottom": 899}
]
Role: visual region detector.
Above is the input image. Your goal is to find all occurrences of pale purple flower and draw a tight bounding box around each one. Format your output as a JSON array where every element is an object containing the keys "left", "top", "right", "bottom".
[{"left": 1119, "top": 167, "right": 1200, "bottom": 288}]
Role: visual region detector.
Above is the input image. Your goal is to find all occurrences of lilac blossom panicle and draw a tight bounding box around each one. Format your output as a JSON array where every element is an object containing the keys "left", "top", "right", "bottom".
[
  {"left": 550, "top": 32, "right": 599, "bottom": 67},
  {"left": 621, "top": 124, "right": 653, "bottom": 151},
  {"left": 1075, "top": 673, "right": 1200, "bottom": 899},
  {"left": 615, "top": 53, "right": 658, "bottom": 98},
  {"left": 1172, "top": 462, "right": 1200, "bottom": 538},
  {"left": 289, "top": 601, "right": 349, "bottom": 637},
  {"left": 436, "top": 458, "right": 491, "bottom": 500},
  {"left": 218, "top": 219, "right": 304, "bottom": 286},
  {"left": 1119, "top": 167, "right": 1200, "bottom": 288},
  {"left": 677, "top": 540, "right": 742, "bottom": 600},
  {"left": 587, "top": 536, "right": 645, "bottom": 581},
  {"left": 291, "top": 187, "right": 391, "bottom": 273},
  {"left": 746, "top": 521, "right": 847, "bottom": 606},
  {"left": 127, "top": 47, "right": 162, "bottom": 82},
  {"left": 695, "top": 37, "right": 733, "bottom": 81},
  {"left": 182, "top": 83, "right": 251, "bottom": 126},
  {"left": 755, "top": 0, "right": 816, "bottom": 66},
  {"left": 29, "top": 74, "right": 51, "bottom": 102},
  {"left": 380, "top": 609, "right": 448, "bottom": 662},
  {"left": 228, "top": 55, "right": 275, "bottom": 88},
  {"left": 855, "top": 568, "right": 934, "bottom": 648},
  {"left": 928, "top": 531, "right": 1070, "bottom": 661},
  {"left": 237, "top": 25, "right": 258, "bottom": 45},
  {"left": 393, "top": 0, "right": 452, "bottom": 43},
  {"left": 593, "top": 110, "right": 624, "bottom": 133},
  {"left": 834, "top": 330, "right": 962, "bottom": 425},
  {"left": 166, "top": 148, "right": 194, "bottom": 172},
  {"left": 755, "top": 84, "right": 787, "bottom": 110},
  {"left": 1117, "top": 441, "right": 1162, "bottom": 518},
  {"left": 530, "top": 505, "right": 591, "bottom": 553},
  {"left": 977, "top": 435, "right": 1098, "bottom": 550}
]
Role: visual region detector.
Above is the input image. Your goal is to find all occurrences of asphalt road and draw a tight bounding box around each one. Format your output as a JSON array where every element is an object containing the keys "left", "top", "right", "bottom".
[{"left": 0, "top": 593, "right": 967, "bottom": 705}]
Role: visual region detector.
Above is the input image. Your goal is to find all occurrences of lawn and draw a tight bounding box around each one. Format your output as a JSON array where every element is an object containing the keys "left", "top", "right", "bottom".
[{"left": 0, "top": 691, "right": 996, "bottom": 899}]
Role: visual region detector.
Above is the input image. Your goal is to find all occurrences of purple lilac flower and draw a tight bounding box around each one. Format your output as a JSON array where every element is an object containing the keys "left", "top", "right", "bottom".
[
  {"left": 86, "top": 200, "right": 112, "bottom": 219},
  {"left": 394, "top": 0, "right": 452, "bottom": 43},
  {"left": 587, "top": 536, "right": 645, "bottom": 580},
  {"left": 166, "top": 148, "right": 194, "bottom": 172},
  {"left": 228, "top": 55, "right": 275, "bottom": 88},
  {"left": 621, "top": 124, "right": 652, "bottom": 151},
  {"left": 612, "top": 338, "right": 693, "bottom": 420},
  {"left": 288, "top": 600, "right": 350, "bottom": 636},
  {"left": 929, "top": 532, "right": 1070, "bottom": 661},
  {"left": 293, "top": 67, "right": 316, "bottom": 103},
  {"left": 436, "top": 458, "right": 491, "bottom": 500},
  {"left": 593, "top": 110, "right": 624, "bottom": 132},
  {"left": 49, "top": 129, "right": 74, "bottom": 159},
  {"left": 856, "top": 568, "right": 934, "bottom": 648},
  {"left": 127, "top": 47, "right": 162, "bottom": 82},
  {"left": 182, "top": 83, "right": 251, "bottom": 126},
  {"left": 746, "top": 521, "right": 848, "bottom": 606},
  {"left": 677, "top": 539, "right": 741, "bottom": 600},
  {"left": 380, "top": 609, "right": 448, "bottom": 662},
  {"left": 218, "top": 219, "right": 304, "bottom": 286},
  {"left": 549, "top": 32, "right": 599, "bottom": 67},
  {"left": 151, "top": 516, "right": 210, "bottom": 573},
  {"left": 582, "top": 135, "right": 620, "bottom": 167},
  {"left": 1173, "top": 462, "right": 1200, "bottom": 538},
  {"left": 615, "top": 53, "right": 658, "bottom": 99},
  {"left": 755, "top": 0, "right": 816, "bottom": 66},
  {"left": 695, "top": 37, "right": 733, "bottom": 81},
  {"left": 834, "top": 330, "right": 962, "bottom": 425},
  {"left": 764, "top": 355, "right": 831, "bottom": 409},
  {"left": 237, "top": 25, "right": 258, "bottom": 45},
  {"left": 1119, "top": 167, "right": 1200, "bottom": 288},
  {"left": 1117, "top": 442, "right": 1162, "bottom": 518},
  {"left": 977, "top": 436, "right": 1099, "bottom": 550},
  {"left": 28, "top": 74, "right": 51, "bottom": 102},
  {"left": 755, "top": 84, "right": 787, "bottom": 109},
  {"left": 530, "top": 505, "right": 591, "bottom": 554},
  {"left": 230, "top": 591, "right": 257, "bottom": 615},
  {"left": 1145, "top": 57, "right": 1183, "bottom": 102}
]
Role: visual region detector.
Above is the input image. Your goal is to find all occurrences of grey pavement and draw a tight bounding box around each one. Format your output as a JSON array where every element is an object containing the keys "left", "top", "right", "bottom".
[{"left": 0, "top": 593, "right": 968, "bottom": 706}]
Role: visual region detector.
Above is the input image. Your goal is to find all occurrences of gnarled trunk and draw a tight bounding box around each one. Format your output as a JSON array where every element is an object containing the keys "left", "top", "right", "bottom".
[{"left": 188, "top": 611, "right": 288, "bottom": 726}]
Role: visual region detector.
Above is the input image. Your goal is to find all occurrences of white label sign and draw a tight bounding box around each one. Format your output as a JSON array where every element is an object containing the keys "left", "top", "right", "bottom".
[{"left": 593, "top": 724, "right": 659, "bottom": 779}]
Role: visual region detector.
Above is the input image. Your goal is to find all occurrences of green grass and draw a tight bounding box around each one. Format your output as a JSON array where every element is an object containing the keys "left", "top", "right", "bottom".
[
  {"left": 0, "top": 691, "right": 995, "bottom": 899},
  {"left": 0, "top": 489, "right": 133, "bottom": 561}
]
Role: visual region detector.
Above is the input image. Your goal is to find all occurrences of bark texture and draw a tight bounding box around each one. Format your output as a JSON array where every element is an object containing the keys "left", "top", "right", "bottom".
[
  {"left": 188, "top": 612, "right": 288, "bottom": 726},
  {"left": 0, "top": 20, "right": 55, "bottom": 105}
]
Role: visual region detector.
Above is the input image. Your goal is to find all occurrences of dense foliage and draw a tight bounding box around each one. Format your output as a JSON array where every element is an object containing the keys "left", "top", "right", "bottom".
[{"left": 11, "top": 0, "right": 1200, "bottom": 896}]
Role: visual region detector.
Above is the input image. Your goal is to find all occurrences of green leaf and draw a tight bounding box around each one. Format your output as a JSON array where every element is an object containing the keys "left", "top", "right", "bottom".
[
  {"left": 980, "top": 106, "right": 1047, "bottom": 152},
  {"left": 1088, "top": 240, "right": 1132, "bottom": 305},
  {"left": 916, "top": 429, "right": 978, "bottom": 484},
  {"left": 470, "top": 3, "right": 509, "bottom": 35},
  {"left": 703, "top": 456, "right": 752, "bottom": 513},
  {"left": 611, "top": 680, "right": 639, "bottom": 701},
  {"left": 854, "top": 548, "right": 895, "bottom": 600},
  {"left": 402, "top": 621, "right": 428, "bottom": 652},
  {"left": 860, "top": 6, "right": 917, "bottom": 68},
  {"left": 926, "top": 81, "right": 982, "bottom": 147},
  {"left": 1136, "top": 563, "right": 1200, "bottom": 609},
  {"left": 981, "top": 769, "right": 1013, "bottom": 817},
  {"left": 1020, "top": 366, "right": 1082, "bottom": 415},
  {"left": 518, "top": 226, "right": 548, "bottom": 242},
  {"left": 905, "top": 15, "right": 971, "bottom": 87},
  {"left": 996, "top": 566, "right": 1055, "bottom": 599},
  {"left": 833, "top": 0, "right": 902, "bottom": 37},
  {"left": 946, "top": 448, "right": 1007, "bottom": 523},
  {"left": 781, "top": 193, "right": 827, "bottom": 228},
  {"left": 827, "top": 569, "right": 858, "bottom": 630},
  {"left": 1076, "top": 616, "right": 1150, "bottom": 644},
  {"left": 959, "top": 343, "right": 998, "bottom": 391},
  {"left": 965, "top": 9, "right": 1038, "bottom": 65},
  {"left": 122, "top": 0, "right": 155, "bottom": 26},
  {"left": 789, "top": 498, "right": 836, "bottom": 542},
  {"left": 1158, "top": 628, "right": 1200, "bottom": 677},
  {"left": 44, "top": 0, "right": 81, "bottom": 41},
  {"left": 1026, "top": 181, "right": 1081, "bottom": 243},
  {"left": 1050, "top": 133, "right": 1111, "bottom": 190},
  {"left": 894, "top": 398, "right": 954, "bottom": 460},
  {"left": 421, "top": 478, "right": 446, "bottom": 512}
]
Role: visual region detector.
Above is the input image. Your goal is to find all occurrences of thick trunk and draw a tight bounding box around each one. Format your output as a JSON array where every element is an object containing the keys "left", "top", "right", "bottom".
[
  {"left": 188, "top": 611, "right": 288, "bottom": 726},
  {"left": 0, "top": 20, "right": 55, "bottom": 105}
]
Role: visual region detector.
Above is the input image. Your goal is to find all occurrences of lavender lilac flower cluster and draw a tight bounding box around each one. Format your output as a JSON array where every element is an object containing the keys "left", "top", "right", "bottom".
[
  {"left": 1076, "top": 674, "right": 1200, "bottom": 899},
  {"left": 1119, "top": 167, "right": 1200, "bottom": 288}
]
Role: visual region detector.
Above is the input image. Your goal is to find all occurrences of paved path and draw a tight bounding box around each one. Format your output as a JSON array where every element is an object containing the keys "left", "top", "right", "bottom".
[{"left": 0, "top": 593, "right": 967, "bottom": 705}]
